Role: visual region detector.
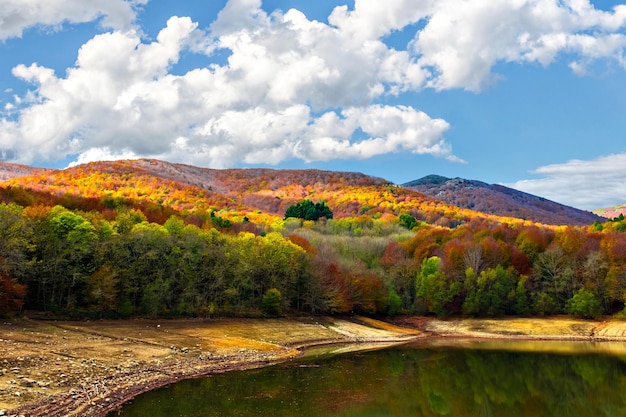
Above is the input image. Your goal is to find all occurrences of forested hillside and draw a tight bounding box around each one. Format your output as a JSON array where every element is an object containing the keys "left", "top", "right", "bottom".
[
  {"left": 0, "top": 161, "right": 51, "bottom": 181},
  {"left": 1, "top": 159, "right": 625, "bottom": 320},
  {"left": 404, "top": 175, "right": 604, "bottom": 226}
]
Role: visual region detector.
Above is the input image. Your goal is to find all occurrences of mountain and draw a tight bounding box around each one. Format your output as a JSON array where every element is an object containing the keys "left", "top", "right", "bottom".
[
  {"left": 593, "top": 204, "right": 626, "bottom": 219},
  {"left": 0, "top": 159, "right": 604, "bottom": 227},
  {"left": 403, "top": 175, "right": 604, "bottom": 226},
  {"left": 0, "top": 159, "right": 520, "bottom": 228},
  {"left": 0, "top": 161, "right": 51, "bottom": 181}
]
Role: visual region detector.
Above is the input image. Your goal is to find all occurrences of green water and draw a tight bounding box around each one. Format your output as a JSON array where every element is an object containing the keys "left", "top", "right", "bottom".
[{"left": 110, "top": 341, "right": 626, "bottom": 417}]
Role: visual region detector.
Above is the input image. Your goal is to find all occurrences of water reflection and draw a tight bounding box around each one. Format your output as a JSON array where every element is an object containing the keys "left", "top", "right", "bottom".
[{"left": 112, "top": 341, "right": 626, "bottom": 417}]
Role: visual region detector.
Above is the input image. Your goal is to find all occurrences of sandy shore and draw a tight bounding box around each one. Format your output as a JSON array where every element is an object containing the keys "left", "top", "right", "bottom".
[{"left": 4, "top": 315, "right": 626, "bottom": 417}]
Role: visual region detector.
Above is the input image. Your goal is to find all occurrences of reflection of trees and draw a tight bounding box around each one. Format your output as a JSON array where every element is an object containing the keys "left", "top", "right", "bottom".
[
  {"left": 415, "top": 349, "right": 626, "bottom": 417},
  {"left": 116, "top": 347, "right": 626, "bottom": 417}
]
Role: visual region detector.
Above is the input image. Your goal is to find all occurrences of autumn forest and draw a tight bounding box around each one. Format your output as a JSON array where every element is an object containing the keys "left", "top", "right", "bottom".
[{"left": 1, "top": 159, "right": 626, "bottom": 320}]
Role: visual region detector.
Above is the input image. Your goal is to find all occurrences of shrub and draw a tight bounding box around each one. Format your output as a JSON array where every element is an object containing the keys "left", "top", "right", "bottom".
[
  {"left": 262, "top": 288, "right": 283, "bottom": 317},
  {"left": 566, "top": 289, "right": 603, "bottom": 319}
]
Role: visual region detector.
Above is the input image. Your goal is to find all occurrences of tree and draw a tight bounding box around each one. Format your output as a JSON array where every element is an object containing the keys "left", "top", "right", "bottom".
[
  {"left": 534, "top": 245, "right": 574, "bottom": 309},
  {"left": 387, "top": 287, "right": 403, "bottom": 315},
  {"left": 0, "top": 203, "right": 33, "bottom": 281},
  {"left": 262, "top": 288, "right": 282, "bottom": 316},
  {"left": 0, "top": 270, "right": 26, "bottom": 317},
  {"left": 416, "top": 256, "right": 460, "bottom": 317},
  {"left": 566, "top": 289, "right": 603, "bottom": 319},
  {"left": 85, "top": 265, "right": 119, "bottom": 318},
  {"left": 284, "top": 200, "right": 333, "bottom": 221},
  {"left": 462, "top": 266, "right": 518, "bottom": 317},
  {"left": 31, "top": 207, "right": 97, "bottom": 311},
  {"left": 399, "top": 213, "right": 418, "bottom": 230}
]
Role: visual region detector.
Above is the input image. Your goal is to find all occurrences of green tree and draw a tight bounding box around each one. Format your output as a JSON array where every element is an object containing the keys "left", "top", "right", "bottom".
[
  {"left": 262, "top": 288, "right": 282, "bottom": 316},
  {"left": 463, "top": 266, "right": 518, "bottom": 317},
  {"left": 399, "top": 213, "right": 418, "bottom": 230},
  {"left": 386, "top": 287, "right": 403, "bottom": 315},
  {"left": 32, "top": 207, "right": 97, "bottom": 310},
  {"left": 284, "top": 200, "right": 333, "bottom": 221},
  {"left": 416, "top": 256, "right": 460, "bottom": 317},
  {"left": 566, "top": 289, "right": 603, "bottom": 319},
  {"left": 0, "top": 203, "right": 33, "bottom": 281}
]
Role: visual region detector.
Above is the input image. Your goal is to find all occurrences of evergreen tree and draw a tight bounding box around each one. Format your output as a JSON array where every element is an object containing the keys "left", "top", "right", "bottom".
[{"left": 284, "top": 200, "right": 333, "bottom": 221}]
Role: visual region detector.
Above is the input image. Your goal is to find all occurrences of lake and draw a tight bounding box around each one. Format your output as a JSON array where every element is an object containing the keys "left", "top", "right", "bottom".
[{"left": 109, "top": 339, "right": 626, "bottom": 416}]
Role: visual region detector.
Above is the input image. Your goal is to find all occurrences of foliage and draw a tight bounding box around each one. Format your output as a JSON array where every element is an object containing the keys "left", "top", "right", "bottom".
[
  {"left": 284, "top": 200, "right": 333, "bottom": 221},
  {"left": 565, "top": 289, "right": 603, "bottom": 319},
  {"left": 399, "top": 213, "right": 418, "bottom": 230},
  {"left": 3, "top": 159, "right": 626, "bottom": 319},
  {"left": 462, "top": 266, "right": 518, "bottom": 317},
  {"left": 0, "top": 270, "right": 26, "bottom": 317},
  {"left": 262, "top": 288, "right": 283, "bottom": 317},
  {"left": 386, "top": 287, "right": 403, "bottom": 315},
  {"left": 416, "top": 257, "right": 461, "bottom": 317}
]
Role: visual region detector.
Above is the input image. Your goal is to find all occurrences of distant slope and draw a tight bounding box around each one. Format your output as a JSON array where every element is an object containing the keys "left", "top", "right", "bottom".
[
  {"left": 1, "top": 159, "right": 528, "bottom": 227},
  {"left": 594, "top": 204, "right": 626, "bottom": 219},
  {"left": 1, "top": 159, "right": 603, "bottom": 228},
  {"left": 0, "top": 161, "right": 52, "bottom": 181},
  {"left": 403, "top": 175, "right": 604, "bottom": 226}
]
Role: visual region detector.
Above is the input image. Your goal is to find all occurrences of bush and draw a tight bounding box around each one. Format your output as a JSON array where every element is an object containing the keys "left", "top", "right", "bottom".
[
  {"left": 262, "top": 288, "right": 283, "bottom": 317},
  {"left": 284, "top": 200, "right": 333, "bottom": 221},
  {"left": 566, "top": 289, "right": 603, "bottom": 319},
  {"left": 387, "top": 288, "right": 403, "bottom": 315}
]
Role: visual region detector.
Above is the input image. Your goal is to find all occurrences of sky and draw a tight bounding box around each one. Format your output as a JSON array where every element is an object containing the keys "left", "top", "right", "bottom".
[{"left": 1, "top": 0, "right": 626, "bottom": 211}]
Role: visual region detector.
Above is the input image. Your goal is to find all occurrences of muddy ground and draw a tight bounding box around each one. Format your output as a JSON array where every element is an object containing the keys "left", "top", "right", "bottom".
[
  {"left": 0, "top": 316, "right": 418, "bottom": 417},
  {"left": 4, "top": 316, "right": 626, "bottom": 417}
]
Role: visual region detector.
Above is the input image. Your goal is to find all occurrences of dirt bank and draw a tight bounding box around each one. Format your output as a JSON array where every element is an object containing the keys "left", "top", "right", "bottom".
[
  {"left": 393, "top": 316, "right": 626, "bottom": 341},
  {"left": 1, "top": 317, "right": 418, "bottom": 417},
  {"left": 5, "top": 315, "right": 626, "bottom": 417}
]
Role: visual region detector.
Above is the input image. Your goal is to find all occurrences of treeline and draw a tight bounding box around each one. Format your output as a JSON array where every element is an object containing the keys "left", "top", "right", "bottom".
[{"left": 2, "top": 201, "right": 626, "bottom": 319}]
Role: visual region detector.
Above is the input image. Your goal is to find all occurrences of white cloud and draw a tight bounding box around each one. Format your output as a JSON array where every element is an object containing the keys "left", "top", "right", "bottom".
[
  {"left": 2, "top": 0, "right": 626, "bottom": 169},
  {"left": 0, "top": 2, "right": 456, "bottom": 168},
  {"left": 66, "top": 147, "right": 139, "bottom": 168},
  {"left": 505, "top": 154, "right": 626, "bottom": 210},
  {"left": 0, "top": 0, "right": 146, "bottom": 40},
  {"left": 413, "top": 0, "right": 626, "bottom": 91}
]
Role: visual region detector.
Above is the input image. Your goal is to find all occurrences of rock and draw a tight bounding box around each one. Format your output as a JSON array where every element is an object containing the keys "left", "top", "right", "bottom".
[{"left": 19, "top": 378, "right": 36, "bottom": 387}]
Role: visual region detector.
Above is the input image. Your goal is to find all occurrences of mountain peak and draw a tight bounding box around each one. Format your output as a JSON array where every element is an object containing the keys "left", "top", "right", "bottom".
[
  {"left": 403, "top": 174, "right": 603, "bottom": 226},
  {"left": 402, "top": 175, "right": 451, "bottom": 187}
]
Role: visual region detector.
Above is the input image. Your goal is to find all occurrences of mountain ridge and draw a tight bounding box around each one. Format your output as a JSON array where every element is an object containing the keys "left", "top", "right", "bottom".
[
  {"left": 0, "top": 159, "right": 604, "bottom": 226},
  {"left": 403, "top": 174, "right": 604, "bottom": 226}
]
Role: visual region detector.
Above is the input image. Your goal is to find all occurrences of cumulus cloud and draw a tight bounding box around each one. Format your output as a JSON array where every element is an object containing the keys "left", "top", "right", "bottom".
[
  {"left": 0, "top": 0, "right": 146, "bottom": 40},
  {"left": 0, "top": 1, "right": 454, "bottom": 168},
  {"left": 414, "top": 0, "right": 626, "bottom": 91},
  {"left": 505, "top": 154, "right": 626, "bottom": 210},
  {"left": 2, "top": 0, "right": 626, "bottom": 169}
]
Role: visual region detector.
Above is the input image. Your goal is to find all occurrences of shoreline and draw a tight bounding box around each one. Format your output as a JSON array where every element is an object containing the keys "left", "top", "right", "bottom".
[{"left": 5, "top": 316, "right": 626, "bottom": 417}]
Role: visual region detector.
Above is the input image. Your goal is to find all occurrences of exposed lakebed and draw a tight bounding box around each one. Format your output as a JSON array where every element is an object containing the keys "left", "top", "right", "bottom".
[{"left": 112, "top": 339, "right": 626, "bottom": 417}]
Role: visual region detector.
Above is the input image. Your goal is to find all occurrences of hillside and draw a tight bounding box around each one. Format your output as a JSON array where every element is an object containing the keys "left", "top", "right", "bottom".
[
  {"left": 593, "top": 204, "right": 626, "bottom": 219},
  {"left": 0, "top": 159, "right": 523, "bottom": 227},
  {"left": 403, "top": 175, "right": 604, "bottom": 226},
  {"left": 0, "top": 161, "right": 51, "bottom": 181},
  {"left": 2, "top": 158, "right": 626, "bottom": 325}
]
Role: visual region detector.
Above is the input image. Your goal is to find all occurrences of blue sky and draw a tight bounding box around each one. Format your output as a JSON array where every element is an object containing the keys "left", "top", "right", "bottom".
[{"left": 2, "top": 0, "right": 626, "bottom": 210}]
